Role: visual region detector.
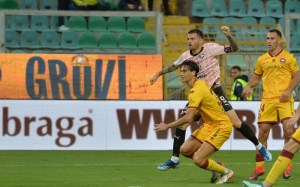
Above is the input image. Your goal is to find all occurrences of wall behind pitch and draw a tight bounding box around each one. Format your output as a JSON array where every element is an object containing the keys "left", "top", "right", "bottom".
[
  {"left": 0, "top": 54, "right": 162, "bottom": 100},
  {"left": 0, "top": 100, "right": 296, "bottom": 150}
]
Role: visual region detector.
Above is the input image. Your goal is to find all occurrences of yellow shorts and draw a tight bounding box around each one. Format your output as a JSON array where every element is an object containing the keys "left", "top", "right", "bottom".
[
  {"left": 258, "top": 101, "right": 294, "bottom": 123},
  {"left": 192, "top": 121, "right": 232, "bottom": 150},
  {"left": 292, "top": 127, "right": 300, "bottom": 143}
]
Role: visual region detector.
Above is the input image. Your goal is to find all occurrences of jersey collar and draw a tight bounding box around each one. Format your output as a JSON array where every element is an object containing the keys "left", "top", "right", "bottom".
[
  {"left": 268, "top": 49, "right": 283, "bottom": 57},
  {"left": 190, "top": 47, "right": 204, "bottom": 56}
]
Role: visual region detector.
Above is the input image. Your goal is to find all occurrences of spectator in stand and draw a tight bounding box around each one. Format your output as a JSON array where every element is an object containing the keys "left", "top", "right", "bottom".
[
  {"left": 230, "top": 65, "right": 252, "bottom": 101},
  {"left": 72, "top": 0, "right": 102, "bottom": 10},
  {"left": 58, "top": 0, "right": 70, "bottom": 32},
  {"left": 148, "top": 0, "right": 172, "bottom": 15},
  {"left": 119, "top": 0, "right": 145, "bottom": 11}
]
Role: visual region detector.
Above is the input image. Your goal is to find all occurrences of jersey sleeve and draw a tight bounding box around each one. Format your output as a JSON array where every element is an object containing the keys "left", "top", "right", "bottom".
[
  {"left": 205, "top": 43, "right": 229, "bottom": 56},
  {"left": 173, "top": 52, "right": 187, "bottom": 67},
  {"left": 289, "top": 55, "right": 299, "bottom": 72},
  {"left": 254, "top": 57, "right": 263, "bottom": 75}
]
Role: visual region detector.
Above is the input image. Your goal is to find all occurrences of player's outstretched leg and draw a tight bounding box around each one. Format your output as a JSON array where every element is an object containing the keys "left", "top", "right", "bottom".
[
  {"left": 215, "top": 169, "right": 234, "bottom": 184},
  {"left": 157, "top": 159, "right": 180, "bottom": 171},
  {"left": 282, "top": 162, "right": 292, "bottom": 179},
  {"left": 257, "top": 144, "right": 272, "bottom": 162},
  {"left": 213, "top": 86, "right": 272, "bottom": 161},
  {"left": 157, "top": 128, "right": 185, "bottom": 171},
  {"left": 211, "top": 161, "right": 224, "bottom": 183},
  {"left": 249, "top": 165, "right": 265, "bottom": 180}
]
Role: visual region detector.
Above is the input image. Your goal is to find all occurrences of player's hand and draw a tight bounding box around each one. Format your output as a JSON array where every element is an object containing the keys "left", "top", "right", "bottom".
[
  {"left": 286, "top": 114, "right": 299, "bottom": 127},
  {"left": 220, "top": 26, "right": 231, "bottom": 36},
  {"left": 280, "top": 90, "right": 292, "bottom": 102},
  {"left": 242, "top": 85, "right": 251, "bottom": 98},
  {"left": 150, "top": 74, "right": 159, "bottom": 85},
  {"left": 154, "top": 123, "right": 168, "bottom": 131}
]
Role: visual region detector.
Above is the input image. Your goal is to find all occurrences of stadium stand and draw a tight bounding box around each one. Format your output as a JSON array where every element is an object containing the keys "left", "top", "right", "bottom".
[
  {"left": 107, "top": 16, "right": 126, "bottom": 32},
  {"left": 259, "top": 16, "right": 277, "bottom": 32},
  {"left": 20, "top": 30, "right": 40, "bottom": 49},
  {"left": 78, "top": 31, "right": 98, "bottom": 49},
  {"left": 31, "top": 15, "right": 49, "bottom": 32},
  {"left": 284, "top": 0, "right": 300, "bottom": 14},
  {"left": 118, "top": 31, "right": 137, "bottom": 51},
  {"left": 228, "top": 0, "right": 246, "bottom": 17},
  {"left": 241, "top": 16, "right": 259, "bottom": 33},
  {"left": 137, "top": 31, "right": 156, "bottom": 52},
  {"left": 41, "top": 30, "right": 60, "bottom": 49},
  {"left": 10, "top": 15, "right": 29, "bottom": 31},
  {"left": 88, "top": 16, "right": 107, "bottom": 31},
  {"left": 61, "top": 30, "right": 80, "bottom": 50},
  {"left": 210, "top": 0, "right": 228, "bottom": 17},
  {"left": 191, "top": 0, "right": 210, "bottom": 18},
  {"left": 265, "top": 0, "right": 283, "bottom": 18},
  {"left": 247, "top": 0, "right": 266, "bottom": 17},
  {"left": 98, "top": 31, "right": 120, "bottom": 53},
  {"left": 290, "top": 33, "right": 300, "bottom": 52},
  {"left": 20, "top": 0, "right": 38, "bottom": 10},
  {"left": 39, "top": 0, "right": 57, "bottom": 10},
  {"left": 297, "top": 19, "right": 300, "bottom": 34},
  {"left": 68, "top": 16, "right": 87, "bottom": 31},
  {"left": 222, "top": 17, "right": 239, "bottom": 33},
  {"left": 127, "top": 17, "right": 145, "bottom": 33},
  {"left": 203, "top": 17, "right": 221, "bottom": 34},
  {"left": 0, "top": 0, "right": 18, "bottom": 9},
  {"left": 5, "top": 30, "right": 19, "bottom": 49},
  {"left": 167, "top": 71, "right": 184, "bottom": 89}
]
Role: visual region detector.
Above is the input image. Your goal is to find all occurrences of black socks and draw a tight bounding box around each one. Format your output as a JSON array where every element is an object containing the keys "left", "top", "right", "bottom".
[
  {"left": 173, "top": 128, "right": 186, "bottom": 157},
  {"left": 237, "top": 122, "right": 259, "bottom": 146}
]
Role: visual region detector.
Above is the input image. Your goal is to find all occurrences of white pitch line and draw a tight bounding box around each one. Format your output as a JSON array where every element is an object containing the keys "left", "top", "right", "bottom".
[{"left": 1, "top": 162, "right": 300, "bottom": 167}]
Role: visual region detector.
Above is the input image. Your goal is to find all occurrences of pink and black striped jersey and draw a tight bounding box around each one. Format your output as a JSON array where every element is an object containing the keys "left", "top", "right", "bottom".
[{"left": 173, "top": 43, "right": 231, "bottom": 86}]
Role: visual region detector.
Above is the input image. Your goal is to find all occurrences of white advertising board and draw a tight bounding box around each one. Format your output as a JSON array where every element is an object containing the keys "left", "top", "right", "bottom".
[{"left": 0, "top": 100, "right": 295, "bottom": 150}]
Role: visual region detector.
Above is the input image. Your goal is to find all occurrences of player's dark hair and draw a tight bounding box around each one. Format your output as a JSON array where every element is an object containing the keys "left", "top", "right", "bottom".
[
  {"left": 180, "top": 60, "right": 199, "bottom": 76},
  {"left": 231, "top": 65, "right": 241, "bottom": 71},
  {"left": 269, "top": 29, "right": 282, "bottom": 38},
  {"left": 188, "top": 29, "right": 204, "bottom": 38}
]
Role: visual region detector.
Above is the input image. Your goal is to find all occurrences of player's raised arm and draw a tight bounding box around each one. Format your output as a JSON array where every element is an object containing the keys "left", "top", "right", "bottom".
[
  {"left": 149, "top": 64, "right": 178, "bottom": 85},
  {"left": 220, "top": 26, "right": 239, "bottom": 52}
]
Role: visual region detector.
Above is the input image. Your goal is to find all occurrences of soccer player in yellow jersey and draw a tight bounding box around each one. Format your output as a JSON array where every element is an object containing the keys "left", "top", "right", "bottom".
[
  {"left": 242, "top": 29, "right": 300, "bottom": 181},
  {"left": 243, "top": 104, "right": 300, "bottom": 187},
  {"left": 154, "top": 60, "right": 234, "bottom": 184}
]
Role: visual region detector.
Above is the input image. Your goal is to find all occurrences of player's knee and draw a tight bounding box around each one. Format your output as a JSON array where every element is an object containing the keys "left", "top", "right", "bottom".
[
  {"left": 284, "top": 128, "right": 294, "bottom": 137},
  {"left": 192, "top": 156, "right": 206, "bottom": 167},
  {"left": 179, "top": 145, "right": 193, "bottom": 158}
]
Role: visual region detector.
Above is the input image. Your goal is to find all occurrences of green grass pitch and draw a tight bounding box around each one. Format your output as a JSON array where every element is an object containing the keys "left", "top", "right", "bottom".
[{"left": 0, "top": 150, "right": 299, "bottom": 187}]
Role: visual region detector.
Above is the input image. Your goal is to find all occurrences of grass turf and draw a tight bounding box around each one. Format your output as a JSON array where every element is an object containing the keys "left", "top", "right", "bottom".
[{"left": 0, "top": 150, "right": 299, "bottom": 187}]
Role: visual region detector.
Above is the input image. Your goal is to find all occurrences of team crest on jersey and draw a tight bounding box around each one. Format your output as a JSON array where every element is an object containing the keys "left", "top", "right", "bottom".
[
  {"left": 280, "top": 58, "right": 286, "bottom": 63},
  {"left": 190, "top": 90, "right": 194, "bottom": 94},
  {"left": 199, "top": 54, "right": 205, "bottom": 59}
]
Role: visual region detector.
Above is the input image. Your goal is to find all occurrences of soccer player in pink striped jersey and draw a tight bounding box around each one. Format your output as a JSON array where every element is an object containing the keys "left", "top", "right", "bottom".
[{"left": 150, "top": 26, "right": 272, "bottom": 182}]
